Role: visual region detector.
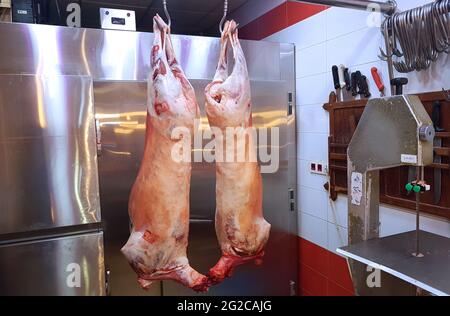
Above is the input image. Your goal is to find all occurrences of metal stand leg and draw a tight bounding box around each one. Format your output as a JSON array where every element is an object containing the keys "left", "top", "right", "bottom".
[{"left": 413, "top": 166, "right": 424, "bottom": 258}]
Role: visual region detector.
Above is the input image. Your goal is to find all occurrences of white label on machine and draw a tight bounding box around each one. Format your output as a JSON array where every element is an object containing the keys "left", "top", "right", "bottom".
[
  {"left": 351, "top": 172, "right": 363, "bottom": 206},
  {"left": 100, "top": 8, "right": 136, "bottom": 31},
  {"left": 401, "top": 154, "right": 417, "bottom": 164}
]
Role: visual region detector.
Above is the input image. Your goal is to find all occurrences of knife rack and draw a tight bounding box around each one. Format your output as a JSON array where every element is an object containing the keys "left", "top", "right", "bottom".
[{"left": 324, "top": 90, "right": 450, "bottom": 220}]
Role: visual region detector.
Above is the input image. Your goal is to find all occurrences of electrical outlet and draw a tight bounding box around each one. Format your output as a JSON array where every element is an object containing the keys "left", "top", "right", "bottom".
[{"left": 310, "top": 161, "right": 328, "bottom": 175}]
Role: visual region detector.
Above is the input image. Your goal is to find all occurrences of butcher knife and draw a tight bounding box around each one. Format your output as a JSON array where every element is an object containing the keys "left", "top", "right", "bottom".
[
  {"left": 344, "top": 68, "right": 352, "bottom": 92},
  {"left": 351, "top": 72, "right": 358, "bottom": 96},
  {"left": 432, "top": 101, "right": 444, "bottom": 204},
  {"left": 353, "top": 71, "right": 371, "bottom": 98},
  {"left": 332, "top": 65, "right": 341, "bottom": 102},
  {"left": 338, "top": 64, "right": 352, "bottom": 101},
  {"left": 359, "top": 75, "right": 371, "bottom": 98},
  {"left": 371, "top": 67, "right": 385, "bottom": 97}
]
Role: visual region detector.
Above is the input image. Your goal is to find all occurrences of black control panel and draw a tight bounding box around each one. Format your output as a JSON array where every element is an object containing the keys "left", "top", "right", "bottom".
[
  {"left": 11, "top": 0, "right": 34, "bottom": 23},
  {"left": 111, "top": 17, "right": 125, "bottom": 25}
]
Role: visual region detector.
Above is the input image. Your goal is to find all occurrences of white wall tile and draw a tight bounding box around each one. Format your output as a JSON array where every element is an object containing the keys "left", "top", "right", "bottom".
[
  {"left": 298, "top": 186, "right": 328, "bottom": 220},
  {"left": 298, "top": 211, "right": 328, "bottom": 248},
  {"left": 297, "top": 104, "right": 329, "bottom": 134},
  {"left": 266, "top": 11, "right": 327, "bottom": 50},
  {"left": 327, "top": 222, "right": 348, "bottom": 255},
  {"left": 326, "top": 7, "right": 373, "bottom": 40},
  {"left": 421, "top": 215, "right": 450, "bottom": 238},
  {"left": 296, "top": 43, "right": 327, "bottom": 78},
  {"left": 328, "top": 195, "right": 349, "bottom": 229},
  {"left": 399, "top": 53, "right": 450, "bottom": 95},
  {"left": 326, "top": 27, "right": 381, "bottom": 70},
  {"left": 296, "top": 73, "right": 329, "bottom": 106},
  {"left": 380, "top": 205, "right": 450, "bottom": 238},
  {"left": 294, "top": 11, "right": 327, "bottom": 50},
  {"left": 265, "top": 28, "right": 294, "bottom": 45},
  {"left": 297, "top": 132, "right": 328, "bottom": 161},
  {"left": 379, "top": 205, "right": 415, "bottom": 237},
  {"left": 298, "top": 159, "right": 328, "bottom": 191},
  {"left": 265, "top": 23, "right": 298, "bottom": 44}
]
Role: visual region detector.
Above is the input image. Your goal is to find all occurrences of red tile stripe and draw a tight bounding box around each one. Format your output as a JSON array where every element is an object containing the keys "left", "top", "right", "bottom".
[
  {"left": 239, "top": 2, "right": 329, "bottom": 41},
  {"left": 298, "top": 237, "right": 355, "bottom": 296}
]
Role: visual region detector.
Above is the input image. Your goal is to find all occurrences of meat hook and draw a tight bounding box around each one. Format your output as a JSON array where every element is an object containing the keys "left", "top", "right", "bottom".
[
  {"left": 379, "top": 0, "right": 450, "bottom": 73},
  {"left": 163, "top": 0, "right": 171, "bottom": 28},
  {"left": 219, "top": 0, "right": 229, "bottom": 34}
]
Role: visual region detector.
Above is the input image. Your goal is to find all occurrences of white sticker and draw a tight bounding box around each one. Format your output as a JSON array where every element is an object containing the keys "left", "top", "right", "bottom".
[
  {"left": 401, "top": 154, "right": 417, "bottom": 164},
  {"left": 351, "top": 172, "right": 363, "bottom": 206}
]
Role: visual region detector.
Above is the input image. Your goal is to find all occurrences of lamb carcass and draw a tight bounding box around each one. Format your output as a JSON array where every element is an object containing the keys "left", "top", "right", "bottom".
[
  {"left": 121, "top": 14, "right": 209, "bottom": 292},
  {"left": 204, "top": 20, "right": 271, "bottom": 284}
]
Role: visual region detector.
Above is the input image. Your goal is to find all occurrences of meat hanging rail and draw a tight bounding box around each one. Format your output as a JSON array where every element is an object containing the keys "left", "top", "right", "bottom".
[{"left": 290, "top": 0, "right": 397, "bottom": 15}]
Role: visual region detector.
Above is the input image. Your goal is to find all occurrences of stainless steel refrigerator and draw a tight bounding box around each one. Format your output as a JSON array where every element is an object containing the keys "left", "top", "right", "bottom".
[
  {"left": 0, "top": 22, "right": 297, "bottom": 296},
  {"left": 0, "top": 74, "right": 105, "bottom": 296}
]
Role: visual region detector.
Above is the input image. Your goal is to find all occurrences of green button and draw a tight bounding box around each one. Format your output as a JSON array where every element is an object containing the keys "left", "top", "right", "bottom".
[
  {"left": 413, "top": 185, "right": 421, "bottom": 193},
  {"left": 405, "top": 183, "right": 413, "bottom": 191}
]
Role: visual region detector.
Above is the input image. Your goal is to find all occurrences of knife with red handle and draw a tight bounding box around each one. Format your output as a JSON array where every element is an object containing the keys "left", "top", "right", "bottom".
[{"left": 371, "top": 67, "right": 385, "bottom": 97}]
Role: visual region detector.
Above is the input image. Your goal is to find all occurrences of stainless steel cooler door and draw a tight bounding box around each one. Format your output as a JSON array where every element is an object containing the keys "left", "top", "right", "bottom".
[
  {"left": 0, "top": 23, "right": 297, "bottom": 296},
  {"left": 164, "top": 79, "right": 293, "bottom": 296},
  {"left": 94, "top": 81, "right": 162, "bottom": 296},
  {"left": 95, "top": 78, "right": 296, "bottom": 296},
  {"left": 0, "top": 232, "right": 105, "bottom": 296},
  {"left": 0, "top": 74, "right": 101, "bottom": 235}
]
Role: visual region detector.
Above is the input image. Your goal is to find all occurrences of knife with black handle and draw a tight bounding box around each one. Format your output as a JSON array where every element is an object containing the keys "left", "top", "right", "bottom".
[
  {"left": 359, "top": 75, "right": 371, "bottom": 98},
  {"left": 332, "top": 65, "right": 341, "bottom": 102},
  {"left": 355, "top": 71, "right": 363, "bottom": 96},
  {"left": 338, "top": 64, "right": 353, "bottom": 101},
  {"left": 344, "top": 68, "right": 351, "bottom": 92},
  {"left": 351, "top": 72, "right": 358, "bottom": 96}
]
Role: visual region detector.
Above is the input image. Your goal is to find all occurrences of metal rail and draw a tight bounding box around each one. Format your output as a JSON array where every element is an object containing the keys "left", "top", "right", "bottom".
[{"left": 291, "top": 0, "right": 397, "bottom": 15}]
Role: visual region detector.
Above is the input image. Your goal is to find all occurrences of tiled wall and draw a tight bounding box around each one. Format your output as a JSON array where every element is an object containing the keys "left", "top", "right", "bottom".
[{"left": 236, "top": 0, "right": 450, "bottom": 296}]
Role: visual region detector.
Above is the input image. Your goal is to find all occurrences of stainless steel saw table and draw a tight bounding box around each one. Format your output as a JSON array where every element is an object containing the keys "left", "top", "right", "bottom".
[{"left": 337, "top": 230, "right": 450, "bottom": 296}]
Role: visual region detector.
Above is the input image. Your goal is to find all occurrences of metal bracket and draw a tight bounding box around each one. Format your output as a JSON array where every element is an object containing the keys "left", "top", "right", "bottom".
[
  {"left": 95, "top": 118, "right": 102, "bottom": 156},
  {"left": 105, "top": 269, "right": 111, "bottom": 296},
  {"left": 288, "top": 92, "right": 293, "bottom": 116},
  {"left": 289, "top": 280, "right": 297, "bottom": 296},
  {"left": 289, "top": 188, "right": 295, "bottom": 212}
]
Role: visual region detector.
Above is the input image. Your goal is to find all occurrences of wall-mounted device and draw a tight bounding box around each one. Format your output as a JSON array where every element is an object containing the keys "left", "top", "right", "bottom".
[
  {"left": 11, "top": 0, "right": 34, "bottom": 23},
  {"left": 1, "top": 0, "right": 12, "bottom": 8},
  {"left": 310, "top": 161, "right": 328, "bottom": 176},
  {"left": 0, "top": 0, "right": 12, "bottom": 23},
  {"left": 100, "top": 8, "right": 136, "bottom": 31}
]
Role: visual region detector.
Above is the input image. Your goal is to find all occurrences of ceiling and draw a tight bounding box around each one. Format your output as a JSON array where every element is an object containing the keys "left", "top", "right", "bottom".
[{"left": 80, "top": 0, "right": 250, "bottom": 36}]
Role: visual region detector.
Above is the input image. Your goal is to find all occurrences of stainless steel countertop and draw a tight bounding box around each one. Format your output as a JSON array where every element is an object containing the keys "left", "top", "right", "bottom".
[{"left": 338, "top": 230, "right": 450, "bottom": 296}]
